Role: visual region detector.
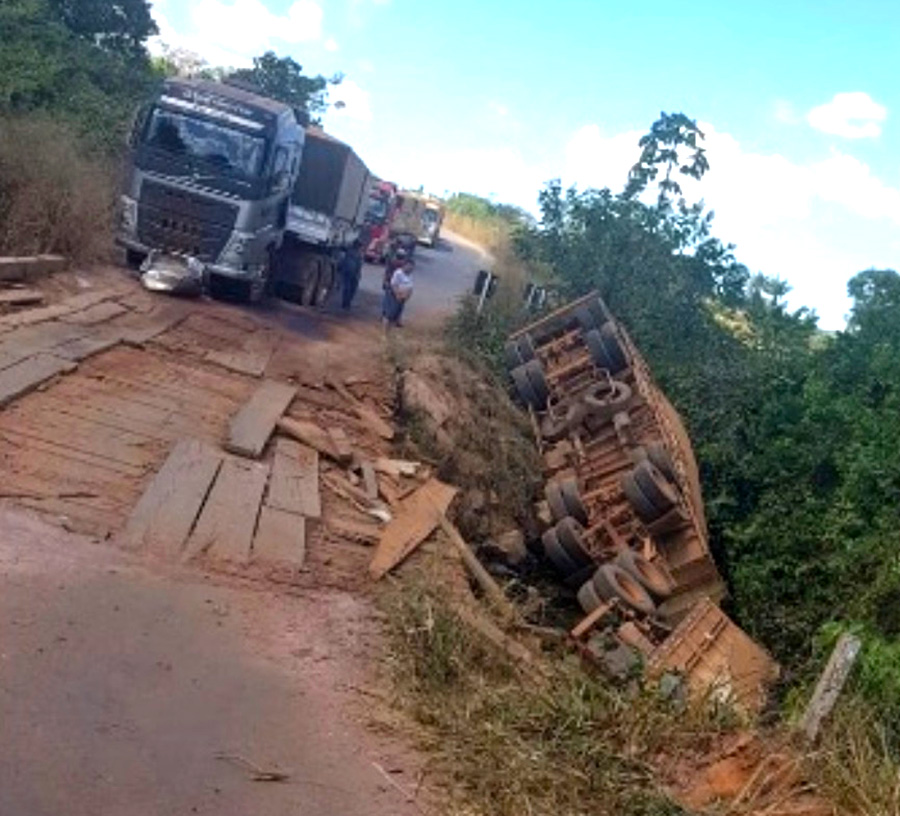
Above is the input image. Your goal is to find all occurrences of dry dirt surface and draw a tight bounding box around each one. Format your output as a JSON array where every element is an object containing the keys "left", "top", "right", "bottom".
[{"left": 0, "top": 234, "right": 484, "bottom": 815}]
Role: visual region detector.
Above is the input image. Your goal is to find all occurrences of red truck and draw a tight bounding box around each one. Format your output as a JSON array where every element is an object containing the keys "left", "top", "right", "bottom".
[{"left": 363, "top": 180, "right": 398, "bottom": 262}]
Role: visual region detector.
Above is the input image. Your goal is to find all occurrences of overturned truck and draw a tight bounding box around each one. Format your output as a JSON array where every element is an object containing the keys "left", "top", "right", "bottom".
[{"left": 506, "top": 292, "right": 776, "bottom": 713}]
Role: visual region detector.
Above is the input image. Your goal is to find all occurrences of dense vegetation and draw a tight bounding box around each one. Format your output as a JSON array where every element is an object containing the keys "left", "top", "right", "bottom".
[{"left": 460, "top": 113, "right": 900, "bottom": 731}]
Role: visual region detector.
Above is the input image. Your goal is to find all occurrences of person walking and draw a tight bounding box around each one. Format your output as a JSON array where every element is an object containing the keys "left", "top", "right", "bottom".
[
  {"left": 382, "top": 257, "right": 414, "bottom": 331},
  {"left": 338, "top": 239, "right": 364, "bottom": 310}
]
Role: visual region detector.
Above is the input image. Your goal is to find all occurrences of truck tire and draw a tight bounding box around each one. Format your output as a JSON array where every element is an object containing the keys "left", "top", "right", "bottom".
[
  {"left": 599, "top": 322, "right": 627, "bottom": 374},
  {"left": 574, "top": 302, "right": 604, "bottom": 332},
  {"left": 621, "top": 471, "right": 663, "bottom": 522},
  {"left": 314, "top": 257, "right": 337, "bottom": 307},
  {"left": 559, "top": 476, "right": 588, "bottom": 524},
  {"left": 545, "top": 479, "right": 569, "bottom": 523},
  {"left": 517, "top": 334, "right": 536, "bottom": 363},
  {"left": 504, "top": 341, "right": 523, "bottom": 370},
  {"left": 542, "top": 527, "right": 579, "bottom": 577},
  {"left": 646, "top": 441, "right": 676, "bottom": 483},
  {"left": 503, "top": 335, "right": 536, "bottom": 370},
  {"left": 584, "top": 329, "right": 612, "bottom": 370},
  {"left": 556, "top": 517, "right": 592, "bottom": 567},
  {"left": 615, "top": 550, "right": 674, "bottom": 599},
  {"left": 632, "top": 460, "right": 678, "bottom": 515},
  {"left": 592, "top": 563, "right": 656, "bottom": 615},
  {"left": 577, "top": 578, "right": 604, "bottom": 613},
  {"left": 523, "top": 359, "right": 549, "bottom": 409},
  {"left": 584, "top": 381, "right": 632, "bottom": 422},
  {"left": 511, "top": 364, "right": 540, "bottom": 409}
]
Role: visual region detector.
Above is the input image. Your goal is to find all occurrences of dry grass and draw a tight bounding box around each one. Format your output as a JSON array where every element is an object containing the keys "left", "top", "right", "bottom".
[
  {"left": 379, "top": 574, "right": 732, "bottom": 816},
  {"left": 0, "top": 116, "right": 116, "bottom": 262},
  {"left": 444, "top": 211, "right": 511, "bottom": 254}
]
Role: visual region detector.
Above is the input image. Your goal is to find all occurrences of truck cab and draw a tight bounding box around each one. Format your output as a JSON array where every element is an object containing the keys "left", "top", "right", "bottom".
[{"left": 117, "top": 78, "right": 303, "bottom": 301}]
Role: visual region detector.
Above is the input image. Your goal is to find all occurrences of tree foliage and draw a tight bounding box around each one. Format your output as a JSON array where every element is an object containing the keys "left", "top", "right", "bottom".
[{"left": 227, "top": 51, "right": 339, "bottom": 125}]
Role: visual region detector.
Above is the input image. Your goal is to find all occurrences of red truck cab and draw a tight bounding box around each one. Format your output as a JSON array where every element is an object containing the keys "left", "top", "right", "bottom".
[{"left": 364, "top": 180, "right": 398, "bottom": 262}]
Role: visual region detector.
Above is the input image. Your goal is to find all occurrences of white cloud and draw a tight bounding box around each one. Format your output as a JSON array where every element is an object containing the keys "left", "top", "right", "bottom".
[
  {"left": 557, "top": 121, "right": 900, "bottom": 327},
  {"left": 324, "top": 36, "right": 339, "bottom": 52},
  {"left": 807, "top": 91, "right": 887, "bottom": 139},
  {"left": 151, "top": 0, "right": 324, "bottom": 67},
  {"left": 329, "top": 79, "right": 372, "bottom": 123}
]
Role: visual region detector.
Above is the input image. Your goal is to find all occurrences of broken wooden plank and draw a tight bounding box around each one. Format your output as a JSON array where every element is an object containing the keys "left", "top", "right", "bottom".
[
  {"left": 369, "top": 478, "right": 457, "bottom": 579},
  {"left": 252, "top": 505, "right": 306, "bottom": 567},
  {"left": 374, "top": 458, "right": 421, "bottom": 479},
  {"left": 119, "top": 438, "right": 223, "bottom": 558},
  {"left": 361, "top": 460, "right": 379, "bottom": 501},
  {"left": 60, "top": 301, "right": 128, "bottom": 326},
  {"left": 0, "top": 353, "right": 77, "bottom": 407},
  {"left": 206, "top": 330, "right": 279, "bottom": 377},
  {"left": 325, "top": 515, "right": 382, "bottom": 544},
  {"left": 276, "top": 416, "right": 339, "bottom": 460},
  {"left": 225, "top": 379, "right": 297, "bottom": 459},
  {"left": 570, "top": 602, "right": 614, "bottom": 640},
  {"left": 184, "top": 457, "right": 269, "bottom": 563},
  {"left": 267, "top": 438, "right": 320, "bottom": 519},
  {"left": 53, "top": 333, "right": 122, "bottom": 362},
  {"left": 437, "top": 514, "right": 519, "bottom": 622},
  {"left": 0, "top": 254, "right": 65, "bottom": 282},
  {"left": 327, "top": 426, "right": 353, "bottom": 465},
  {"left": 799, "top": 633, "right": 862, "bottom": 743},
  {"left": 355, "top": 403, "right": 394, "bottom": 440},
  {"left": 0, "top": 288, "right": 44, "bottom": 307},
  {"left": 119, "top": 312, "right": 187, "bottom": 346}
]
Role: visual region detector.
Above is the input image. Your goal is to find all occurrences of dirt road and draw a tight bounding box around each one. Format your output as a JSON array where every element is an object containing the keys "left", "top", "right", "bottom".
[{"left": 0, "top": 233, "right": 485, "bottom": 815}]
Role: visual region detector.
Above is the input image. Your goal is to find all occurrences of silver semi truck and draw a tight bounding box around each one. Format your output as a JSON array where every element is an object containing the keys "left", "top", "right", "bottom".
[
  {"left": 117, "top": 78, "right": 304, "bottom": 301},
  {"left": 272, "top": 128, "right": 372, "bottom": 306}
]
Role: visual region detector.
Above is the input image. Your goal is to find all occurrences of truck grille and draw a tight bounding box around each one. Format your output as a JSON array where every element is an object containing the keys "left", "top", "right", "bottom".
[{"left": 137, "top": 180, "right": 238, "bottom": 262}]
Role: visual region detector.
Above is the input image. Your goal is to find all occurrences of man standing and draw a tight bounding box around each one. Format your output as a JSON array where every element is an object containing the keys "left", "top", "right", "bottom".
[
  {"left": 382, "top": 257, "right": 414, "bottom": 331},
  {"left": 339, "top": 240, "right": 364, "bottom": 310}
]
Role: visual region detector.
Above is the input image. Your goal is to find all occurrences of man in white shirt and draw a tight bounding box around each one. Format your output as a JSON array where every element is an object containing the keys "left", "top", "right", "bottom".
[{"left": 382, "top": 258, "right": 414, "bottom": 329}]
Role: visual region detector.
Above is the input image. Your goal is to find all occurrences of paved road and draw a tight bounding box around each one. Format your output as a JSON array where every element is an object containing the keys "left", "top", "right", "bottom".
[{"left": 0, "top": 231, "right": 485, "bottom": 816}]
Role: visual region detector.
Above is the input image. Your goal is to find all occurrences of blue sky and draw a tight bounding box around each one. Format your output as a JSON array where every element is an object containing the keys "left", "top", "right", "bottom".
[{"left": 150, "top": 0, "right": 900, "bottom": 327}]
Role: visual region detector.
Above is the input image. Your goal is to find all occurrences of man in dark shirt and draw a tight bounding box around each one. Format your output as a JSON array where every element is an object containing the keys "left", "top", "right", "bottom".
[{"left": 339, "top": 240, "right": 364, "bottom": 310}]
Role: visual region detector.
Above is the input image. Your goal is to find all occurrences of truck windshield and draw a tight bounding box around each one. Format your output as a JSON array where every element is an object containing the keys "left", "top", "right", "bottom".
[
  {"left": 144, "top": 107, "right": 267, "bottom": 178},
  {"left": 367, "top": 197, "right": 388, "bottom": 222},
  {"left": 423, "top": 209, "right": 439, "bottom": 227}
]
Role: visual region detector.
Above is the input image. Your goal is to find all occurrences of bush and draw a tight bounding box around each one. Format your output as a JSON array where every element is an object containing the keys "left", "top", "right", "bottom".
[{"left": 0, "top": 116, "right": 116, "bottom": 262}]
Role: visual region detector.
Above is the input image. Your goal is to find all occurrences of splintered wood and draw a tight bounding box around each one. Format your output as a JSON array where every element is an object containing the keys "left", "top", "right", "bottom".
[
  {"left": 267, "top": 438, "right": 320, "bottom": 518},
  {"left": 369, "top": 478, "right": 457, "bottom": 579}
]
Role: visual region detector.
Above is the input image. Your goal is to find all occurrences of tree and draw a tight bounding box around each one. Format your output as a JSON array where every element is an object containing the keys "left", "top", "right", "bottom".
[
  {"left": 48, "top": 0, "right": 157, "bottom": 55},
  {"left": 227, "top": 51, "right": 340, "bottom": 125},
  {"left": 624, "top": 112, "right": 709, "bottom": 209}
]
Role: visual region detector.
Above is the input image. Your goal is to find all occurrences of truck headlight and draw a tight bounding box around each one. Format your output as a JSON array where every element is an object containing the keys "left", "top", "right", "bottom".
[{"left": 120, "top": 196, "right": 137, "bottom": 234}]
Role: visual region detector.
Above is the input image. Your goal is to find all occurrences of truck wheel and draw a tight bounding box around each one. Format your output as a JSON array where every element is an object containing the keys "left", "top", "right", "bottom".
[
  {"left": 599, "top": 322, "right": 627, "bottom": 373},
  {"left": 523, "top": 359, "right": 549, "bottom": 410},
  {"left": 517, "top": 334, "right": 536, "bottom": 363},
  {"left": 615, "top": 549, "right": 674, "bottom": 599},
  {"left": 646, "top": 442, "right": 676, "bottom": 483},
  {"left": 511, "top": 364, "right": 540, "bottom": 409},
  {"left": 559, "top": 476, "right": 588, "bottom": 525},
  {"left": 556, "top": 517, "right": 592, "bottom": 567},
  {"left": 315, "top": 257, "right": 337, "bottom": 307},
  {"left": 504, "top": 341, "right": 523, "bottom": 370},
  {"left": 541, "top": 527, "right": 579, "bottom": 577},
  {"left": 545, "top": 479, "right": 569, "bottom": 523},
  {"left": 577, "top": 577, "right": 603, "bottom": 613},
  {"left": 574, "top": 304, "right": 601, "bottom": 332},
  {"left": 621, "top": 471, "right": 663, "bottom": 522},
  {"left": 584, "top": 381, "right": 632, "bottom": 423},
  {"left": 632, "top": 460, "right": 678, "bottom": 515},
  {"left": 593, "top": 563, "right": 656, "bottom": 615},
  {"left": 584, "top": 329, "right": 612, "bottom": 370}
]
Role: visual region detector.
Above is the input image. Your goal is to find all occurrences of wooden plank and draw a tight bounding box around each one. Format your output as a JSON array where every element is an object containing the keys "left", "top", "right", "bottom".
[
  {"left": 0, "top": 288, "right": 44, "bottom": 306},
  {"left": 0, "top": 254, "right": 65, "bottom": 282},
  {"left": 0, "top": 353, "right": 76, "bottom": 407},
  {"left": 60, "top": 301, "right": 128, "bottom": 326},
  {"left": 570, "top": 602, "right": 613, "bottom": 640},
  {"left": 369, "top": 478, "right": 457, "bottom": 579},
  {"left": 225, "top": 379, "right": 297, "bottom": 459},
  {"left": 206, "top": 330, "right": 278, "bottom": 377},
  {"left": 118, "top": 438, "right": 223, "bottom": 558},
  {"left": 53, "top": 333, "right": 122, "bottom": 362},
  {"left": 325, "top": 515, "right": 382, "bottom": 544},
  {"left": 267, "top": 438, "right": 320, "bottom": 518},
  {"left": 276, "top": 416, "right": 339, "bottom": 460},
  {"left": 374, "top": 458, "right": 420, "bottom": 479},
  {"left": 799, "top": 633, "right": 862, "bottom": 743},
  {"left": 252, "top": 506, "right": 306, "bottom": 567},
  {"left": 119, "top": 313, "right": 187, "bottom": 346},
  {"left": 185, "top": 457, "right": 269, "bottom": 563},
  {"left": 361, "top": 460, "right": 379, "bottom": 501},
  {"left": 327, "top": 426, "right": 354, "bottom": 465}
]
